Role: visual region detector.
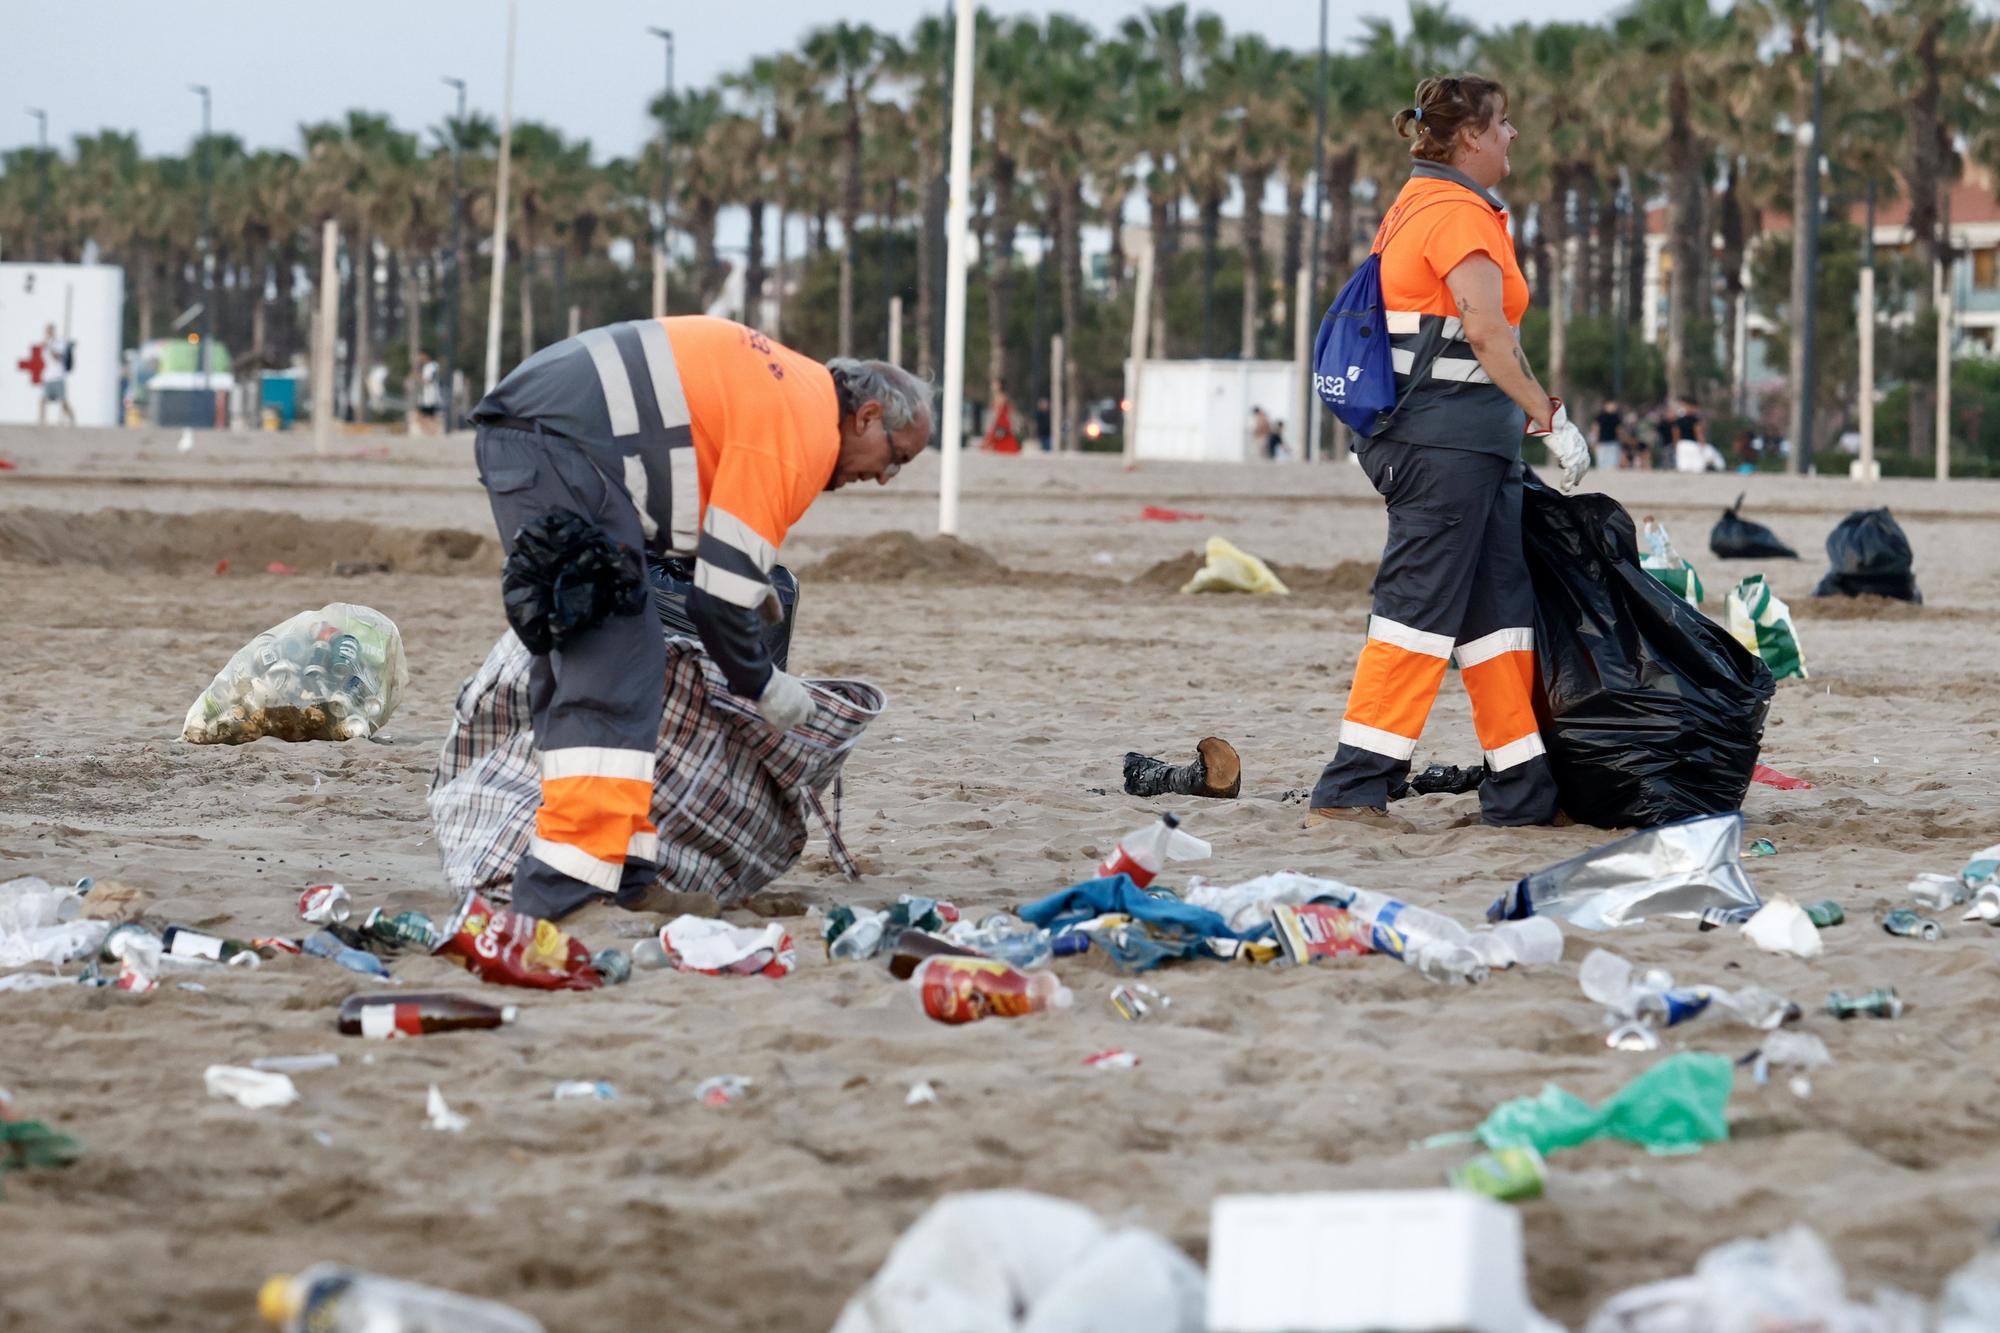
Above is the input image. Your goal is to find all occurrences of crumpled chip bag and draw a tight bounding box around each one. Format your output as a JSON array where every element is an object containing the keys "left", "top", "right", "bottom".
[
  {"left": 1181, "top": 537, "right": 1290, "bottom": 596},
  {"left": 184, "top": 603, "right": 409, "bottom": 744}
]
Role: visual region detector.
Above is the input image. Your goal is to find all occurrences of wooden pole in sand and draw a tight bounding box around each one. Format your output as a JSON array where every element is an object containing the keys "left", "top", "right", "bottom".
[
  {"left": 936, "top": 0, "right": 975, "bottom": 535},
  {"left": 1050, "top": 332, "right": 1064, "bottom": 453},
  {"left": 1123, "top": 245, "right": 1152, "bottom": 466},
  {"left": 888, "top": 295, "right": 903, "bottom": 368},
  {"left": 313, "top": 218, "right": 338, "bottom": 454},
  {"left": 483, "top": 0, "right": 517, "bottom": 394},
  {"left": 1857, "top": 264, "right": 1875, "bottom": 483}
]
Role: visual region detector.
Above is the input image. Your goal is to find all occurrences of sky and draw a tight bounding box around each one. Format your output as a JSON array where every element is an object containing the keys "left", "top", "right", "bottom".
[{"left": 15, "top": 0, "right": 1628, "bottom": 163}]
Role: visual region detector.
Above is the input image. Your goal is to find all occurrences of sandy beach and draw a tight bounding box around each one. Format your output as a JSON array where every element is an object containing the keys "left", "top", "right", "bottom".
[{"left": 3, "top": 423, "right": 1999, "bottom": 1330}]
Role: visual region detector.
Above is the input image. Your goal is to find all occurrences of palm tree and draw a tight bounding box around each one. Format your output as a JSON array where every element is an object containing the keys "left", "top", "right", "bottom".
[
  {"left": 804, "top": 21, "right": 885, "bottom": 358},
  {"left": 1214, "top": 35, "right": 1292, "bottom": 359},
  {"left": 979, "top": 15, "right": 1039, "bottom": 398},
  {"left": 1022, "top": 13, "right": 1104, "bottom": 448},
  {"left": 1866, "top": 0, "right": 1999, "bottom": 462},
  {"left": 1615, "top": 0, "right": 1736, "bottom": 402}
]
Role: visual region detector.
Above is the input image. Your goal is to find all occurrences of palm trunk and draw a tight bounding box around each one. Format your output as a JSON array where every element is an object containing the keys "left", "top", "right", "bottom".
[
  {"left": 1199, "top": 183, "right": 1222, "bottom": 358},
  {"left": 405, "top": 256, "right": 422, "bottom": 432},
  {"left": 918, "top": 169, "right": 943, "bottom": 378},
  {"left": 745, "top": 198, "right": 767, "bottom": 328},
  {"left": 1239, "top": 165, "right": 1269, "bottom": 359},
  {"left": 1664, "top": 70, "right": 1697, "bottom": 401},
  {"left": 1281, "top": 170, "right": 1305, "bottom": 328},
  {"left": 1104, "top": 186, "right": 1127, "bottom": 302},
  {"left": 136, "top": 248, "right": 155, "bottom": 345},
  {"left": 1546, "top": 172, "right": 1568, "bottom": 403},
  {"left": 518, "top": 238, "right": 535, "bottom": 360},
  {"left": 250, "top": 250, "right": 269, "bottom": 369},
  {"left": 774, "top": 203, "right": 790, "bottom": 340},
  {"left": 1325, "top": 147, "right": 1358, "bottom": 277},
  {"left": 987, "top": 150, "right": 1018, "bottom": 401},
  {"left": 1594, "top": 180, "right": 1619, "bottom": 317},
  {"left": 1059, "top": 174, "right": 1083, "bottom": 451},
  {"left": 838, "top": 91, "right": 862, "bottom": 358},
  {"left": 1904, "top": 15, "right": 1944, "bottom": 461},
  {"left": 1148, "top": 187, "right": 1172, "bottom": 358},
  {"left": 349, "top": 221, "right": 371, "bottom": 419}
]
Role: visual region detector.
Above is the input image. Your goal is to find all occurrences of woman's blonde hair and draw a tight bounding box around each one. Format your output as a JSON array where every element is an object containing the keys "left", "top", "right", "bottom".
[{"left": 1391, "top": 75, "right": 1509, "bottom": 165}]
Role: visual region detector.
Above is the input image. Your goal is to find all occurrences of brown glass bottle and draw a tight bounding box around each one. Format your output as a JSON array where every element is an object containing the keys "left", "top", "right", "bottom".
[
  {"left": 885, "top": 929, "right": 982, "bottom": 980},
  {"left": 336, "top": 991, "right": 518, "bottom": 1038}
]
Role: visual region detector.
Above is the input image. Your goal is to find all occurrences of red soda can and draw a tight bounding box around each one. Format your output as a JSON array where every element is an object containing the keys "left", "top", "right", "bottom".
[{"left": 298, "top": 883, "right": 352, "bottom": 926}]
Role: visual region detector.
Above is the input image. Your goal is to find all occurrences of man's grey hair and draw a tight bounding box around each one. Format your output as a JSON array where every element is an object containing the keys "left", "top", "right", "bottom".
[{"left": 827, "top": 358, "right": 937, "bottom": 433}]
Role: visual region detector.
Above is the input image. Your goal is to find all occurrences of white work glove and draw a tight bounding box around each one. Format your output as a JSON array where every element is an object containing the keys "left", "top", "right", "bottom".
[
  {"left": 756, "top": 668, "right": 816, "bottom": 731},
  {"left": 1531, "top": 397, "right": 1593, "bottom": 495}
]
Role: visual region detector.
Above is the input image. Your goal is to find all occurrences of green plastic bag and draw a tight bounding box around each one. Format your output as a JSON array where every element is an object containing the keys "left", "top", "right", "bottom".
[{"left": 1476, "top": 1052, "right": 1733, "bottom": 1157}]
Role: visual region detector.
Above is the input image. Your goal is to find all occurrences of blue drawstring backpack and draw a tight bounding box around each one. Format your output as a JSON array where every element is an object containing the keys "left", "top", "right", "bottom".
[{"left": 1312, "top": 198, "right": 1461, "bottom": 438}]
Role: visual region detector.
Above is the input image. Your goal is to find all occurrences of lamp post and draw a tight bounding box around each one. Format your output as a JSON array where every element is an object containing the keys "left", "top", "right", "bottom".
[
  {"left": 27, "top": 108, "right": 48, "bottom": 262},
  {"left": 1305, "top": 0, "right": 1327, "bottom": 461},
  {"left": 189, "top": 84, "right": 213, "bottom": 422},
  {"left": 441, "top": 77, "right": 467, "bottom": 432},
  {"left": 1792, "top": 0, "right": 1828, "bottom": 474},
  {"left": 483, "top": 0, "right": 517, "bottom": 393},
  {"left": 649, "top": 26, "right": 675, "bottom": 318}
]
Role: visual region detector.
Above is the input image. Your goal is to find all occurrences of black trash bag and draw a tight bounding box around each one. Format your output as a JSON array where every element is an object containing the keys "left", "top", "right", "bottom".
[
  {"left": 1710, "top": 493, "right": 1799, "bottom": 560},
  {"left": 1389, "top": 762, "right": 1486, "bottom": 801},
  {"left": 1814, "top": 507, "right": 1921, "bottom": 603},
  {"left": 647, "top": 556, "right": 800, "bottom": 670},
  {"left": 1523, "top": 472, "right": 1776, "bottom": 829},
  {"left": 502, "top": 509, "right": 650, "bottom": 653}
]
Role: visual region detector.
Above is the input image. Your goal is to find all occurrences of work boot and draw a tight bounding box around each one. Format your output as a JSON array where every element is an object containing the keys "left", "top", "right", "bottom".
[
  {"left": 1122, "top": 736, "right": 1242, "bottom": 800},
  {"left": 1302, "top": 805, "right": 1415, "bottom": 833}
]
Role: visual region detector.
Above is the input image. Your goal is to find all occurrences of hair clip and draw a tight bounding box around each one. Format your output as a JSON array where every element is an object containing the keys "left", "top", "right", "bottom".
[{"left": 1412, "top": 106, "right": 1424, "bottom": 121}]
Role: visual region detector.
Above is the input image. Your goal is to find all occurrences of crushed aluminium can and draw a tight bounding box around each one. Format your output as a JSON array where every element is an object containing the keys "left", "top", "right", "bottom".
[
  {"left": 1881, "top": 909, "right": 1941, "bottom": 941},
  {"left": 1448, "top": 1145, "right": 1546, "bottom": 1202},
  {"left": 1109, "top": 983, "right": 1168, "bottom": 1021},
  {"left": 361, "top": 907, "right": 442, "bottom": 952},
  {"left": 1802, "top": 900, "right": 1845, "bottom": 928},
  {"left": 1826, "top": 987, "right": 1903, "bottom": 1020}
]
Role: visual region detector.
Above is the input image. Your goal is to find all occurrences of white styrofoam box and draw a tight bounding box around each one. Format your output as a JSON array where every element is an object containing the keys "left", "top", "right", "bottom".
[
  {"left": 1206, "top": 1190, "right": 1534, "bottom": 1333},
  {"left": 0, "top": 262, "right": 125, "bottom": 427}
]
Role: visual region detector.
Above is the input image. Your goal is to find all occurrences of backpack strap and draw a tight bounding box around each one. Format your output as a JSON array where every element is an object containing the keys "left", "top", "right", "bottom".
[{"left": 1362, "top": 193, "right": 1500, "bottom": 439}]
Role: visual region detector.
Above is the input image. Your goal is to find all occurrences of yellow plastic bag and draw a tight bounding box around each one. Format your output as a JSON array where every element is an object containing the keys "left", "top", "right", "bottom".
[{"left": 1181, "top": 537, "right": 1290, "bottom": 596}]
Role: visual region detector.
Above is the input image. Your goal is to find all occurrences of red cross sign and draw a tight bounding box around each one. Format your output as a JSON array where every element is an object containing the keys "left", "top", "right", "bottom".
[{"left": 16, "top": 342, "right": 46, "bottom": 386}]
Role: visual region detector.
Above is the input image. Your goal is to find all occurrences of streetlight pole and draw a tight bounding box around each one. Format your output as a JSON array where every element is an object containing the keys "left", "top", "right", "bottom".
[
  {"left": 1305, "top": 0, "right": 1327, "bottom": 462},
  {"left": 483, "top": 0, "right": 517, "bottom": 393},
  {"left": 27, "top": 109, "right": 48, "bottom": 261},
  {"left": 189, "top": 84, "right": 213, "bottom": 424},
  {"left": 649, "top": 27, "right": 675, "bottom": 319},
  {"left": 1792, "top": 0, "right": 1827, "bottom": 474},
  {"left": 442, "top": 77, "right": 467, "bottom": 432}
]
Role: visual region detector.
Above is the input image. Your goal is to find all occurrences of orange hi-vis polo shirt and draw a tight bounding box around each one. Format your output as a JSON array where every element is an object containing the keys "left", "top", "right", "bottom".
[{"left": 1371, "top": 161, "right": 1530, "bottom": 457}]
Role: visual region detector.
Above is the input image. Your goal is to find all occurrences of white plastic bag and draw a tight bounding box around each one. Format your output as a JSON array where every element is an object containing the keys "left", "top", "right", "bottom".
[
  {"left": 183, "top": 602, "right": 409, "bottom": 744},
  {"left": 832, "top": 1191, "right": 1203, "bottom": 1333}
]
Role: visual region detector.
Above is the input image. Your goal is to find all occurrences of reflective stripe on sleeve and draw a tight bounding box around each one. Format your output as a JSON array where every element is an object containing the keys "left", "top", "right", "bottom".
[
  {"left": 703, "top": 505, "right": 776, "bottom": 572},
  {"left": 1455, "top": 627, "right": 1534, "bottom": 668},
  {"left": 694, "top": 557, "right": 770, "bottom": 609}
]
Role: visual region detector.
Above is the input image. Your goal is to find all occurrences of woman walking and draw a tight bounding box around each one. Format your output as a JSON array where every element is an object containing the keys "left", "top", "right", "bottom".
[{"left": 1306, "top": 74, "right": 1590, "bottom": 830}]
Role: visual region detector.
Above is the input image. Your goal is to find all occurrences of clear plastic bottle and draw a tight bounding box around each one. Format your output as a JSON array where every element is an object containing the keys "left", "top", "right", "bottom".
[
  {"left": 1909, "top": 872, "right": 1969, "bottom": 910},
  {"left": 944, "top": 913, "right": 1053, "bottom": 969},
  {"left": 1341, "top": 888, "right": 1489, "bottom": 984},
  {"left": 1468, "top": 916, "right": 1564, "bottom": 969},
  {"left": 258, "top": 1265, "right": 543, "bottom": 1332},
  {"left": 828, "top": 909, "right": 889, "bottom": 960},
  {"left": 0, "top": 876, "right": 82, "bottom": 933},
  {"left": 1095, "top": 813, "right": 1212, "bottom": 889}
]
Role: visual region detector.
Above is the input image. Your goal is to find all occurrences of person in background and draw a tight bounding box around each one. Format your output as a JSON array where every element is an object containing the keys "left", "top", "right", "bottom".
[
  {"left": 1651, "top": 403, "right": 1676, "bottom": 471},
  {"left": 980, "top": 382, "right": 1021, "bottom": 453},
  {"left": 415, "top": 351, "right": 442, "bottom": 436},
  {"left": 38, "top": 324, "right": 75, "bottom": 428},
  {"left": 1250, "top": 405, "right": 1272, "bottom": 457},
  {"left": 1268, "top": 418, "right": 1291, "bottom": 460},
  {"left": 1593, "top": 398, "right": 1623, "bottom": 471},
  {"left": 1733, "top": 428, "right": 1758, "bottom": 474},
  {"left": 1672, "top": 399, "right": 1710, "bottom": 472},
  {"left": 1034, "top": 396, "right": 1052, "bottom": 452}
]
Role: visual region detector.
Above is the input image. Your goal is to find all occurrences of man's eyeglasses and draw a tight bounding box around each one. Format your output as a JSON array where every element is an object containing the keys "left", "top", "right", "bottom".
[{"left": 879, "top": 417, "right": 921, "bottom": 480}]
